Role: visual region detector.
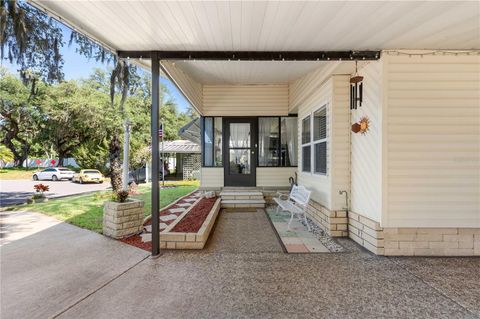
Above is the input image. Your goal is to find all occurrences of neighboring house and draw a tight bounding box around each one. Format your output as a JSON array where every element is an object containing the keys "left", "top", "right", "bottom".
[
  {"left": 161, "top": 140, "right": 201, "bottom": 181},
  {"left": 32, "top": 1, "right": 479, "bottom": 256}
]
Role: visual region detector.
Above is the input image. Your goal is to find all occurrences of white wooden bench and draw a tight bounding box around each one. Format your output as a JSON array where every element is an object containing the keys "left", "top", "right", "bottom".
[{"left": 273, "top": 185, "right": 312, "bottom": 231}]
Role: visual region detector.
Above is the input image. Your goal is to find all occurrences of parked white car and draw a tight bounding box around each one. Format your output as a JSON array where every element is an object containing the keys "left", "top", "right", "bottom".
[{"left": 32, "top": 167, "right": 75, "bottom": 181}]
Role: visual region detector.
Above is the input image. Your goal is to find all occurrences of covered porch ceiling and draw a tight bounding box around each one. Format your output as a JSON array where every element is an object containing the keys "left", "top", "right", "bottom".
[{"left": 30, "top": 1, "right": 479, "bottom": 86}]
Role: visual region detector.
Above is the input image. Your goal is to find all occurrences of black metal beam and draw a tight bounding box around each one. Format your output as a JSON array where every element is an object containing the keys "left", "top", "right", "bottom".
[
  {"left": 118, "top": 50, "right": 380, "bottom": 61},
  {"left": 151, "top": 51, "right": 160, "bottom": 257}
]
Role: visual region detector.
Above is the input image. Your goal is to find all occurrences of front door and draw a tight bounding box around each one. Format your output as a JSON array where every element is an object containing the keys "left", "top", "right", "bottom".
[{"left": 224, "top": 118, "right": 256, "bottom": 187}]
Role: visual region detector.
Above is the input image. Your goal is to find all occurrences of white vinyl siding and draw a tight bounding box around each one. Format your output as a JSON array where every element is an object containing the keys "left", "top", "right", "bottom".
[
  {"left": 294, "top": 76, "right": 332, "bottom": 209},
  {"left": 384, "top": 54, "right": 480, "bottom": 228},
  {"left": 293, "top": 72, "right": 351, "bottom": 211},
  {"left": 330, "top": 75, "right": 351, "bottom": 211},
  {"left": 200, "top": 167, "right": 224, "bottom": 188},
  {"left": 350, "top": 61, "right": 383, "bottom": 223},
  {"left": 256, "top": 167, "right": 297, "bottom": 187},
  {"left": 203, "top": 85, "right": 289, "bottom": 116}
]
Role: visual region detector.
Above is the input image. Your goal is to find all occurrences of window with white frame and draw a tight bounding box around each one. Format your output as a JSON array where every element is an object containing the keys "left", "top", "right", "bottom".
[
  {"left": 301, "top": 115, "right": 311, "bottom": 172},
  {"left": 313, "top": 106, "right": 327, "bottom": 174}
]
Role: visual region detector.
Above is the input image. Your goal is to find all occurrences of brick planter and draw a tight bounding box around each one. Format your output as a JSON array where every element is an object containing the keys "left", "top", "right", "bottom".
[
  {"left": 160, "top": 198, "right": 221, "bottom": 249},
  {"left": 103, "top": 199, "right": 145, "bottom": 239}
]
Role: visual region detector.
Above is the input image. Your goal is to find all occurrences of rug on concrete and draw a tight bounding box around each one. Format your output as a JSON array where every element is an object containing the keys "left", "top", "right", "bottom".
[{"left": 266, "top": 207, "right": 345, "bottom": 253}]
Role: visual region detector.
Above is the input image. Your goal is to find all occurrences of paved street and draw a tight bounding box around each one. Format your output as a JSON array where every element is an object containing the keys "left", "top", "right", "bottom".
[
  {"left": 1, "top": 210, "right": 479, "bottom": 319},
  {"left": 0, "top": 180, "right": 110, "bottom": 207}
]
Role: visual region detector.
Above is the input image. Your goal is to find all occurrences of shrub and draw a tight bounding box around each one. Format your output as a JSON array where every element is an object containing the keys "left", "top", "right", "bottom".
[{"left": 34, "top": 184, "right": 49, "bottom": 193}]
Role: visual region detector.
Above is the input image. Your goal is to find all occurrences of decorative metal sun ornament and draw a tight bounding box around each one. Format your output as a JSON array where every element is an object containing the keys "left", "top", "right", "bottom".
[
  {"left": 350, "top": 61, "right": 364, "bottom": 110},
  {"left": 351, "top": 116, "right": 370, "bottom": 135},
  {"left": 358, "top": 116, "right": 370, "bottom": 134}
]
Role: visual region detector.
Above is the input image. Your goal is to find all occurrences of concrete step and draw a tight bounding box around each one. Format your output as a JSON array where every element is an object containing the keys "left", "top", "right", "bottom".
[
  {"left": 221, "top": 187, "right": 261, "bottom": 191},
  {"left": 221, "top": 199, "right": 266, "bottom": 209},
  {"left": 220, "top": 191, "right": 264, "bottom": 200}
]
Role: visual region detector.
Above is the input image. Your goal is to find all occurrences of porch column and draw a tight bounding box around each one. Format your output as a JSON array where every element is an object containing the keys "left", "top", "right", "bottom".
[{"left": 151, "top": 52, "right": 160, "bottom": 256}]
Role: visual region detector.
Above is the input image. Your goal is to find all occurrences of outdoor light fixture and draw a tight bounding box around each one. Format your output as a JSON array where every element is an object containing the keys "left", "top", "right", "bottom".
[{"left": 350, "top": 61, "right": 363, "bottom": 110}]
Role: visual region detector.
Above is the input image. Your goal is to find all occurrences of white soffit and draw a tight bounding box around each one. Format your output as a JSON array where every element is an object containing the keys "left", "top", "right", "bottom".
[
  {"left": 32, "top": 1, "right": 479, "bottom": 85},
  {"left": 32, "top": 1, "right": 480, "bottom": 51},
  {"left": 172, "top": 61, "right": 330, "bottom": 85}
]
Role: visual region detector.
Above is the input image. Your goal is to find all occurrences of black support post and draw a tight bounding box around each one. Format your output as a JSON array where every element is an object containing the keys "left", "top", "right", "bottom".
[{"left": 151, "top": 52, "right": 160, "bottom": 257}]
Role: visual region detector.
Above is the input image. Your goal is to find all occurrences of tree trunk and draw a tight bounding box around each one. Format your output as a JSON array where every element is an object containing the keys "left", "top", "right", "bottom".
[
  {"left": 4, "top": 139, "right": 23, "bottom": 167},
  {"left": 58, "top": 156, "right": 65, "bottom": 166},
  {"left": 109, "top": 134, "right": 122, "bottom": 192}
]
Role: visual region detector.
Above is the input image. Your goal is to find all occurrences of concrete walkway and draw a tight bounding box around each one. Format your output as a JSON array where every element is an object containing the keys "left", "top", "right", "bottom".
[{"left": 1, "top": 209, "right": 479, "bottom": 319}]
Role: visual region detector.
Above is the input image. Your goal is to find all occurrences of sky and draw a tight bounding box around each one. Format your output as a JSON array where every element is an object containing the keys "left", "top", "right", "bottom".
[{"left": 3, "top": 25, "right": 192, "bottom": 113}]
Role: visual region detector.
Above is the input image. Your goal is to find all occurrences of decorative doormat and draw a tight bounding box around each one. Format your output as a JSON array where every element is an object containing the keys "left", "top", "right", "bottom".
[{"left": 266, "top": 207, "right": 345, "bottom": 253}]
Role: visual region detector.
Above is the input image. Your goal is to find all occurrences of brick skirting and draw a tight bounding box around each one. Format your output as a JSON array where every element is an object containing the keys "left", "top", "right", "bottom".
[
  {"left": 348, "top": 211, "right": 480, "bottom": 256},
  {"left": 348, "top": 211, "right": 385, "bottom": 255},
  {"left": 383, "top": 228, "right": 480, "bottom": 256},
  {"left": 305, "top": 199, "right": 348, "bottom": 237}
]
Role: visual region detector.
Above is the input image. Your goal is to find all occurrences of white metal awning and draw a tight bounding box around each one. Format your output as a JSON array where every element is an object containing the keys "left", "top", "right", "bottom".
[
  {"left": 30, "top": 1, "right": 480, "bottom": 87},
  {"left": 31, "top": 1, "right": 479, "bottom": 53}
]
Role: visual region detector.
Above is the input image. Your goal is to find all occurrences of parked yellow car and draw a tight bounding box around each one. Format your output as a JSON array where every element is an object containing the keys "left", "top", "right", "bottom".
[{"left": 72, "top": 169, "right": 105, "bottom": 184}]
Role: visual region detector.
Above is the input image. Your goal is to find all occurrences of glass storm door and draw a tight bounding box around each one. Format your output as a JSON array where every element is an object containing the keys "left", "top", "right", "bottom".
[{"left": 224, "top": 118, "right": 256, "bottom": 187}]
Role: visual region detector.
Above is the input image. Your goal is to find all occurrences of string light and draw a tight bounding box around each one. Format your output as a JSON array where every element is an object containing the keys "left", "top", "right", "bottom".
[{"left": 385, "top": 49, "right": 479, "bottom": 57}]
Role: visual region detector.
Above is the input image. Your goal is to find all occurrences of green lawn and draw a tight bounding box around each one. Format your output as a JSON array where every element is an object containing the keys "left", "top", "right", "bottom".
[
  {"left": 0, "top": 167, "right": 38, "bottom": 180},
  {"left": 9, "top": 183, "right": 198, "bottom": 233}
]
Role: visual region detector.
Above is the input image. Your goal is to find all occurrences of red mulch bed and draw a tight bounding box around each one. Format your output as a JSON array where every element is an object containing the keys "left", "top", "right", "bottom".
[
  {"left": 120, "top": 196, "right": 218, "bottom": 251},
  {"left": 171, "top": 197, "right": 217, "bottom": 233},
  {"left": 121, "top": 235, "right": 151, "bottom": 251}
]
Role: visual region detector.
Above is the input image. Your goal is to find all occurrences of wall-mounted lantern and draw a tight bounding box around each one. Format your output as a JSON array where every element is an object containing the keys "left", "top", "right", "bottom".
[{"left": 350, "top": 61, "right": 363, "bottom": 110}]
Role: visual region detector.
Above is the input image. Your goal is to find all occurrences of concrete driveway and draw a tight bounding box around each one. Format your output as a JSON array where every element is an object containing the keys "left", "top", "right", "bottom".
[
  {"left": 0, "top": 180, "right": 110, "bottom": 207},
  {"left": 0, "top": 211, "right": 149, "bottom": 319},
  {"left": 1, "top": 209, "right": 479, "bottom": 319}
]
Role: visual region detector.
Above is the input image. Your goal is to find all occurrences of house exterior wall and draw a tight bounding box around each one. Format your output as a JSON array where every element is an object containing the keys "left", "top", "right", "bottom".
[
  {"left": 200, "top": 167, "right": 223, "bottom": 189},
  {"left": 383, "top": 53, "right": 480, "bottom": 229},
  {"left": 203, "top": 84, "right": 289, "bottom": 116},
  {"left": 350, "top": 61, "right": 383, "bottom": 223},
  {"left": 330, "top": 75, "right": 351, "bottom": 211},
  {"left": 200, "top": 167, "right": 297, "bottom": 189},
  {"left": 256, "top": 167, "right": 297, "bottom": 188},
  {"left": 295, "top": 77, "right": 332, "bottom": 209},
  {"left": 293, "top": 74, "right": 350, "bottom": 212},
  {"left": 349, "top": 53, "right": 480, "bottom": 256},
  {"left": 175, "top": 52, "right": 479, "bottom": 254},
  {"left": 291, "top": 73, "right": 350, "bottom": 236}
]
